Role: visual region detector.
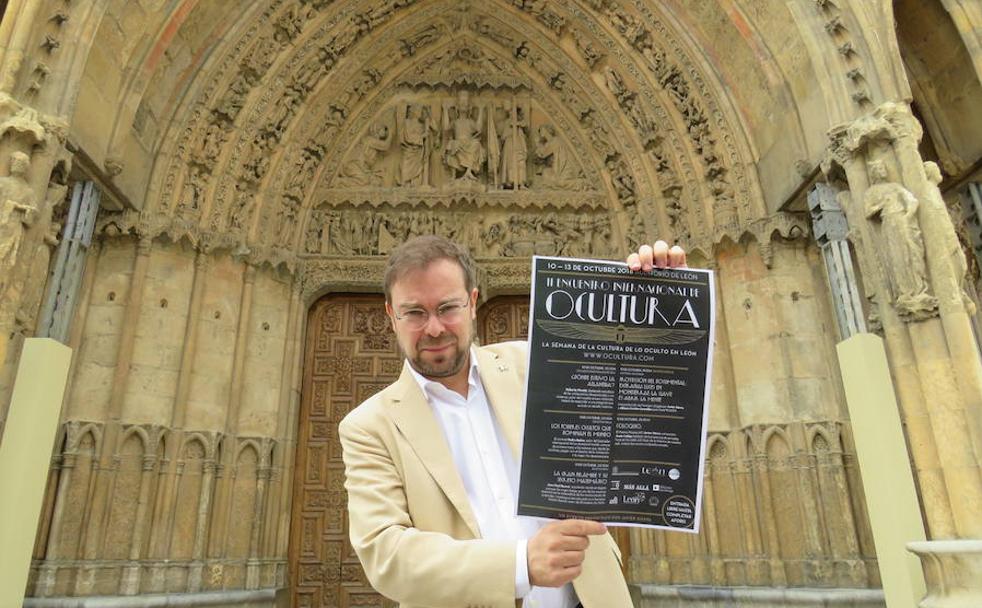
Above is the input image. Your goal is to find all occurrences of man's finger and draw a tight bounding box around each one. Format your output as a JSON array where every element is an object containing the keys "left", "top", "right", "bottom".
[
  {"left": 626, "top": 252, "right": 642, "bottom": 271},
  {"left": 558, "top": 564, "right": 583, "bottom": 584},
  {"left": 638, "top": 244, "right": 654, "bottom": 271},
  {"left": 669, "top": 245, "right": 687, "bottom": 268},
  {"left": 553, "top": 535, "right": 590, "bottom": 551},
  {"left": 653, "top": 240, "right": 669, "bottom": 267},
  {"left": 553, "top": 549, "right": 586, "bottom": 568},
  {"left": 558, "top": 519, "right": 607, "bottom": 536}
]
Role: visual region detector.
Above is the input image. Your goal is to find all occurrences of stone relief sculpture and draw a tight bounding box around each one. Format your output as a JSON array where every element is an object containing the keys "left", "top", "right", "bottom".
[
  {"left": 498, "top": 102, "right": 528, "bottom": 190},
  {"left": 534, "top": 124, "right": 583, "bottom": 189},
  {"left": 397, "top": 103, "right": 438, "bottom": 187},
  {"left": 442, "top": 91, "right": 486, "bottom": 182},
  {"left": 324, "top": 89, "right": 611, "bottom": 207},
  {"left": 337, "top": 121, "right": 392, "bottom": 186},
  {"left": 863, "top": 160, "right": 936, "bottom": 320},
  {"left": 303, "top": 208, "right": 613, "bottom": 259}
]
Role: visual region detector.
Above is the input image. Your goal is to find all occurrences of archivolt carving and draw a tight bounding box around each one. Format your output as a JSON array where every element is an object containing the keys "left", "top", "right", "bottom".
[{"left": 144, "top": 0, "right": 762, "bottom": 272}]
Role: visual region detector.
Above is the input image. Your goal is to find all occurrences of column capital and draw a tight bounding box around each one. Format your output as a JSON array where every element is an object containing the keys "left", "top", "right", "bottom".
[{"left": 824, "top": 101, "right": 921, "bottom": 173}]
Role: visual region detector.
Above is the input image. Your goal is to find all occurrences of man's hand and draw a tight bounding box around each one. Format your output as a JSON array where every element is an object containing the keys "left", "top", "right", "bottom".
[
  {"left": 527, "top": 519, "right": 607, "bottom": 587},
  {"left": 626, "top": 239, "right": 687, "bottom": 271}
]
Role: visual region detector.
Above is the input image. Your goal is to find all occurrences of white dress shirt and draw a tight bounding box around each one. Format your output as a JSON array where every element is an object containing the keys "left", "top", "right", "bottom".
[{"left": 408, "top": 350, "right": 578, "bottom": 608}]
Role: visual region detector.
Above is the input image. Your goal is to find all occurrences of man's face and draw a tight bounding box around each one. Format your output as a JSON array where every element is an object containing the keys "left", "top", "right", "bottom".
[{"left": 386, "top": 258, "right": 478, "bottom": 380}]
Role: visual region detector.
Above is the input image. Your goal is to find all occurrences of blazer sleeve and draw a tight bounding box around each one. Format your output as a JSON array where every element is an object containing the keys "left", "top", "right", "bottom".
[{"left": 339, "top": 413, "right": 518, "bottom": 608}]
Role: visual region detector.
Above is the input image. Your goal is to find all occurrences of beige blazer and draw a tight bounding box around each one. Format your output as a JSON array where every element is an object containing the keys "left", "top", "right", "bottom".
[{"left": 340, "top": 340, "right": 633, "bottom": 608}]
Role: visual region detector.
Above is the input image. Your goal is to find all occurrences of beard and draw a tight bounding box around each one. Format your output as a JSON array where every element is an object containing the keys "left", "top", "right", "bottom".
[{"left": 408, "top": 332, "right": 470, "bottom": 378}]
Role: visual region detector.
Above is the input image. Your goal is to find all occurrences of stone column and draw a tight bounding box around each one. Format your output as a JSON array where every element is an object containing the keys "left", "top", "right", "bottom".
[
  {"left": 825, "top": 101, "right": 982, "bottom": 602},
  {"left": 148, "top": 250, "right": 211, "bottom": 565},
  {"left": 188, "top": 435, "right": 221, "bottom": 593}
]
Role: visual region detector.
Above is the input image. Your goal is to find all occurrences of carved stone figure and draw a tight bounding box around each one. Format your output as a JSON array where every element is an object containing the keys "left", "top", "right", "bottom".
[
  {"left": 216, "top": 75, "right": 250, "bottom": 123},
  {"left": 397, "top": 104, "right": 437, "bottom": 187},
  {"left": 606, "top": 158, "right": 637, "bottom": 206},
  {"left": 284, "top": 149, "right": 320, "bottom": 204},
  {"left": 863, "top": 160, "right": 936, "bottom": 319},
  {"left": 229, "top": 185, "right": 254, "bottom": 231},
  {"left": 192, "top": 121, "right": 225, "bottom": 170},
  {"left": 534, "top": 124, "right": 581, "bottom": 188},
  {"left": 924, "top": 160, "right": 973, "bottom": 311},
  {"left": 242, "top": 131, "right": 274, "bottom": 184},
  {"left": 0, "top": 153, "right": 38, "bottom": 300},
  {"left": 17, "top": 180, "right": 67, "bottom": 330},
  {"left": 337, "top": 123, "right": 392, "bottom": 186},
  {"left": 274, "top": 198, "right": 300, "bottom": 246},
  {"left": 442, "top": 91, "right": 485, "bottom": 182},
  {"left": 498, "top": 103, "right": 528, "bottom": 190},
  {"left": 400, "top": 25, "right": 439, "bottom": 57},
  {"left": 176, "top": 166, "right": 204, "bottom": 219},
  {"left": 570, "top": 28, "right": 603, "bottom": 67}
]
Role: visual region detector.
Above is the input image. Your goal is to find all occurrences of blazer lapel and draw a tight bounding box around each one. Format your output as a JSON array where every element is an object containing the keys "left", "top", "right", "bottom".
[
  {"left": 385, "top": 363, "right": 482, "bottom": 538},
  {"left": 474, "top": 348, "right": 523, "bottom": 461}
]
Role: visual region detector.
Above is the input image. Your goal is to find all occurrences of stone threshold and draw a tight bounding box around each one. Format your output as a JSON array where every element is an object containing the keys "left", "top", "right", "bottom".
[
  {"left": 632, "top": 584, "right": 885, "bottom": 606},
  {"left": 23, "top": 589, "right": 278, "bottom": 608}
]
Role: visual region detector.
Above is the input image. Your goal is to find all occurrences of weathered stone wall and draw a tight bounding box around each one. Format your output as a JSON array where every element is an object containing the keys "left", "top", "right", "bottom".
[{"left": 29, "top": 237, "right": 299, "bottom": 596}]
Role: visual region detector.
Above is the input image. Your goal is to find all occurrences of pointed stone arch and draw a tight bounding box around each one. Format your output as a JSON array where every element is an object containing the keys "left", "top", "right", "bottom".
[{"left": 128, "top": 0, "right": 779, "bottom": 273}]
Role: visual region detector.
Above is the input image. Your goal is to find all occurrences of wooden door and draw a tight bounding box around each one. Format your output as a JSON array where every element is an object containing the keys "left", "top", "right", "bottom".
[
  {"left": 289, "top": 295, "right": 400, "bottom": 608},
  {"left": 478, "top": 295, "right": 531, "bottom": 344},
  {"left": 290, "top": 294, "right": 630, "bottom": 607}
]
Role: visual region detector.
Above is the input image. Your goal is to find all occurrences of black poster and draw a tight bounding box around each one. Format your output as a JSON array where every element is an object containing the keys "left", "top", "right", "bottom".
[{"left": 517, "top": 256, "right": 715, "bottom": 531}]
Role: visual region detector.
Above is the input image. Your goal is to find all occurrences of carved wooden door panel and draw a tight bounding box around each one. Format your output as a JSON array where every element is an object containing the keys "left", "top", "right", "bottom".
[
  {"left": 477, "top": 295, "right": 531, "bottom": 344},
  {"left": 290, "top": 295, "right": 400, "bottom": 608}
]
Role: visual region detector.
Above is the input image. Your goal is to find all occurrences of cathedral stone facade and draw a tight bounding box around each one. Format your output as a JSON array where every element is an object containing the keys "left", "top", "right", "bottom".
[{"left": 0, "top": 1, "right": 979, "bottom": 606}]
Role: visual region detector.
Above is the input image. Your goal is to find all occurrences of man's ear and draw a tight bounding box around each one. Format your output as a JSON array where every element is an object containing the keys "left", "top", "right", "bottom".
[
  {"left": 385, "top": 301, "right": 397, "bottom": 331},
  {"left": 469, "top": 288, "right": 479, "bottom": 319}
]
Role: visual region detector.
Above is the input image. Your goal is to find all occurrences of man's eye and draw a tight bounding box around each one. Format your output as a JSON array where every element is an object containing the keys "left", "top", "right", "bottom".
[
  {"left": 404, "top": 310, "right": 427, "bottom": 321},
  {"left": 439, "top": 304, "right": 463, "bottom": 315}
]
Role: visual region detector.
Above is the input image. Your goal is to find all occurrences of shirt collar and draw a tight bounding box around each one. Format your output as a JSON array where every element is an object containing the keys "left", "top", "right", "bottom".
[{"left": 406, "top": 345, "right": 481, "bottom": 400}]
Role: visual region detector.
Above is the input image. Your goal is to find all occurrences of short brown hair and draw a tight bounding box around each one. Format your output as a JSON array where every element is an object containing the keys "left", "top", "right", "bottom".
[{"left": 383, "top": 235, "right": 478, "bottom": 303}]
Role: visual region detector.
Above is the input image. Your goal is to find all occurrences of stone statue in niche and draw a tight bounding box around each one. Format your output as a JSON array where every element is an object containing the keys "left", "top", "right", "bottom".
[
  {"left": 863, "top": 160, "right": 936, "bottom": 320},
  {"left": 337, "top": 122, "right": 392, "bottom": 186},
  {"left": 0, "top": 152, "right": 38, "bottom": 301},
  {"left": 498, "top": 102, "right": 528, "bottom": 190},
  {"left": 534, "top": 124, "right": 582, "bottom": 189},
  {"left": 442, "top": 91, "right": 486, "bottom": 182},
  {"left": 397, "top": 103, "right": 438, "bottom": 187}
]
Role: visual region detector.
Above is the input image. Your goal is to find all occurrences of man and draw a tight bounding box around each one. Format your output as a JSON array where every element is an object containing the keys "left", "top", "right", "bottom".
[{"left": 340, "top": 236, "right": 687, "bottom": 608}]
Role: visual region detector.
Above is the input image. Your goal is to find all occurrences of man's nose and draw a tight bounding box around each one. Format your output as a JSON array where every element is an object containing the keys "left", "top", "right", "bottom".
[{"left": 422, "top": 313, "right": 446, "bottom": 336}]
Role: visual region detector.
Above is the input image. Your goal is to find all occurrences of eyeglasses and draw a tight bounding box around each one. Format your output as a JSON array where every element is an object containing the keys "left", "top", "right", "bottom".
[{"left": 393, "top": 300, "right": 470, "bottom": 330}]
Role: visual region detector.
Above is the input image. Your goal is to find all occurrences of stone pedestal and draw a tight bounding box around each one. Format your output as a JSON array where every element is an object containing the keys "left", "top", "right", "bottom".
[{"left": 908, "top": 540, "right": 982, "bottom": 608}]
